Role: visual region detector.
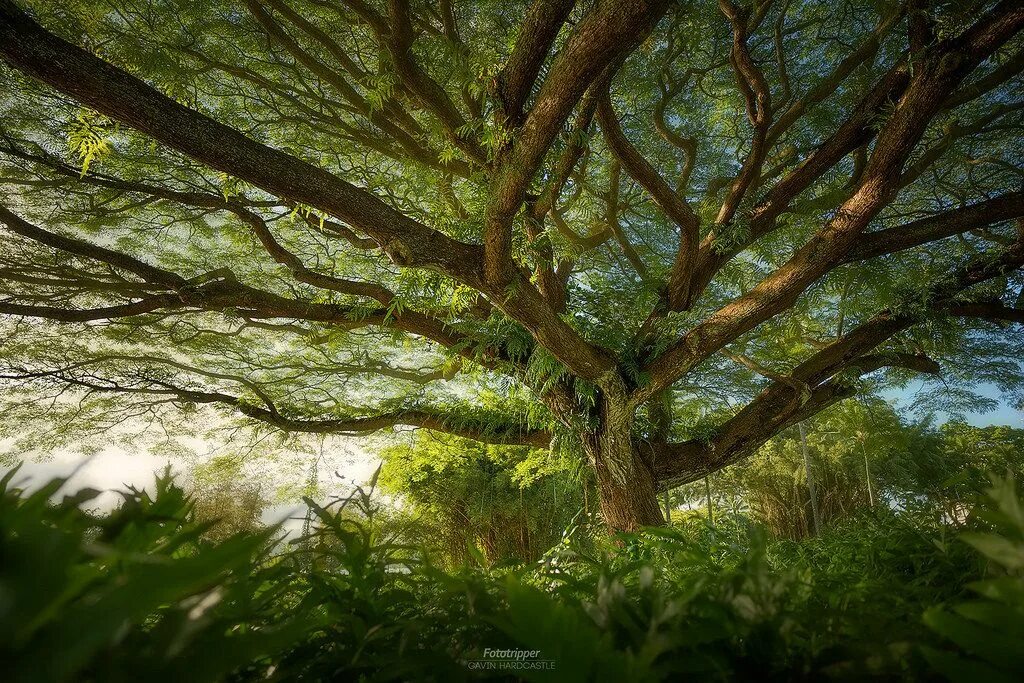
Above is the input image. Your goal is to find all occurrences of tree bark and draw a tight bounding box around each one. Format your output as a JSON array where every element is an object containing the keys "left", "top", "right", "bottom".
[
  {"left": 582, "top": 382, "right": 664, "bottom": 532},
  {"left": 589, "top": 439, "right": 664, "bottom": 532}
]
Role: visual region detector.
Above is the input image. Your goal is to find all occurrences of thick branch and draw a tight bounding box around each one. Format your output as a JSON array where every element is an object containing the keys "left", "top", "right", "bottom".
[
  {"left": 945, "top": 301, "right": 1024, "bottom": 323},
  {"left": 0, "top": 1, "right": 485, "bottom": 283},
  {"left": 483, "top": 0, "right": 672, "bottom": 284},
  {"left": 651, "top": 240, "right": 1024, "bottom": 486},
  {"left": 498, "top": 0, "right": 576, "bottom": 125},
  {"left": 848, "top": 191, "right": 1024, "bottom": 262}
]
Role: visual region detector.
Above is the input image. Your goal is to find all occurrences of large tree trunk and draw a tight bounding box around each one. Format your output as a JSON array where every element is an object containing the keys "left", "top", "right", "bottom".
[
  {"left": 587, "top": 436, "right": 664, "bottom": 532},
  {"left": 583, "top": 381, "right": 664, "bottom": 532}
]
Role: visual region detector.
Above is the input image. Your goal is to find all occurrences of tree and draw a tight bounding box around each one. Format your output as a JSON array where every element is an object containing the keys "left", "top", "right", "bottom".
[
  {"left": 187, "top": 454, "right": 266, "bottom": 543},
  {"left": 1, "top": 0, "right": 1023, "bottom": 531},
  {"left": 680, "top": 398, "right": 911, "bottom": 538},
  {"left": 378, "top": 432, "right": 586, "bottom": 566},
  {"left": 670, "top": 401, "right": 1024, "bottom": 538}
]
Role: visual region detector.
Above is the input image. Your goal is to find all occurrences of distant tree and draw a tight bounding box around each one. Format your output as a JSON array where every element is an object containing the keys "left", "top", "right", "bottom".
[
  {"left": 379, "top": 432, "right": 585, "bottom": 566},
  {"left": 694, "top": 399, "right": 910, "bottom": 538},
  {"left": 187, "top": 454, "right": 265, "bottom": 542},
  {"left": 672, "top": 400, "right": 1024, "bottom": 537},
  {"left": 889, "top": 421, "right": 1024, "bottom": 519},
  {"left": 1, "top": 1, "right": 1023, "bottom": 530}
]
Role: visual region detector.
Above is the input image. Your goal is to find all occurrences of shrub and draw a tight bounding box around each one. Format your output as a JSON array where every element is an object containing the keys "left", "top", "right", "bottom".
[{"left": 3, "top": 465, "right": 1023, "bottom": 681}]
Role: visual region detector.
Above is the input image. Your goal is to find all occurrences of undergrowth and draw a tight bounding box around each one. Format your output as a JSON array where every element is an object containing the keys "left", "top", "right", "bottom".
[{"left": 2, "top": 466, "right": 1022, "bottom": 682}]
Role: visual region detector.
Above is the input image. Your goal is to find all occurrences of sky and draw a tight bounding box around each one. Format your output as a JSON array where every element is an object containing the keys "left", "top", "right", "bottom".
[
  {"left": 3, "top": 434, "right": 383, "bottom": 527},
  {"left": 884, "top": 380, "right": 1023, "bottom": 427}
]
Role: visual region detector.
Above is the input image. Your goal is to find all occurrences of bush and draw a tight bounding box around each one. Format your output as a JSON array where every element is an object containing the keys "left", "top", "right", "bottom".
[
  {"left": 378, "top": 433, "right": 587, "bottom": 568},
  {"left": 3, "top": 464, "right": 1024, "bottom": 681}
]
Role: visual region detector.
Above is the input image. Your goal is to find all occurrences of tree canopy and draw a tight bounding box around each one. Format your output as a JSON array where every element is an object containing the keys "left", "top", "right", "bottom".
[{"left": 1, "top": 0, "right": 1022, "bottom": 531}]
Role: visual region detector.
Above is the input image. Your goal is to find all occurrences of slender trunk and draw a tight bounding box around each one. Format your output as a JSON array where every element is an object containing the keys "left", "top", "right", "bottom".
[
  {"left": 585, "top": 382, "right": 664, "bottom": 532},
  {"left": 479, "top": 527, "right": 499, "bottom": 565},
  {"left": 798, "top": 421, "right": 821, "bottom": 536},
  {"left": 836, "top": 269, "right": 853, "bottom": 338},
  {"left": 704, "top": 476, "right": 714, "bottom": 526},
  {"left": 861, "top": 440, "right": 875, "bottom": 508}
]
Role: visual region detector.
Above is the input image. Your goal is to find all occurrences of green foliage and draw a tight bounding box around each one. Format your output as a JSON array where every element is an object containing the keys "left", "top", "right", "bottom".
[
  {"left": 66, "top": 109, "right": 113, "bottom": 176},
  {"left": 378, "top": 432, "right": 586, "bottom": 567},
  {"left": 0, "top": 466, "right": 290, "bottom": 683},
  {"left": 187, "top": 454, "right": 266, "bottom": 542},
  {"left": 524, "top": 346, "right": 569, "bottom": 396},
  {"left": 672, "top": 400, "right": 1024, "bottom": 540},
  {"left": 7, "top": 462, "right": 1024, "bottom": 681},
  {"left": 922, "top": 475, "right": 1024, "bottom": 682}
]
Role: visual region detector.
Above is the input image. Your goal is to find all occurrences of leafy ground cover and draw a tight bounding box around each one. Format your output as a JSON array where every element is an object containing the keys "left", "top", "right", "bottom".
[{"left": 3, "top": 464, "right": 1023, "bottom": 682}]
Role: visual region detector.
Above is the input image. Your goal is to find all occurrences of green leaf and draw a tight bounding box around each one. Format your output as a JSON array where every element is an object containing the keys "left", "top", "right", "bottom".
[{"left": 960, "top": 533, "right": 1024, "bottom": 570}]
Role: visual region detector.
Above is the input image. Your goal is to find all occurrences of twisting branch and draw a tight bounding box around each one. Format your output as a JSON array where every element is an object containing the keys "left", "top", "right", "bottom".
[
  {"left": 767, "top": 4, "right": 905, "bottom": 144},
  {"left": 651, "top": 238, "right": 1024, "bottom": 487},
  {"left": 603, "top": 160, "right": 651, "bottom": 283},
  {"left": 715, "top": 0, "right": 773, "bottom": 226},
  {"left": 228, "top": 204, "right": 395, "bottom": 303},
  {"left": 597, "top": 89, "right": 699, "bottom": 308},
  {"left": 0, "top": 0, "right": 485, "bottom": 283},
  {"left": 0, "top": 363, "right": 552, "bottom": 447}
]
